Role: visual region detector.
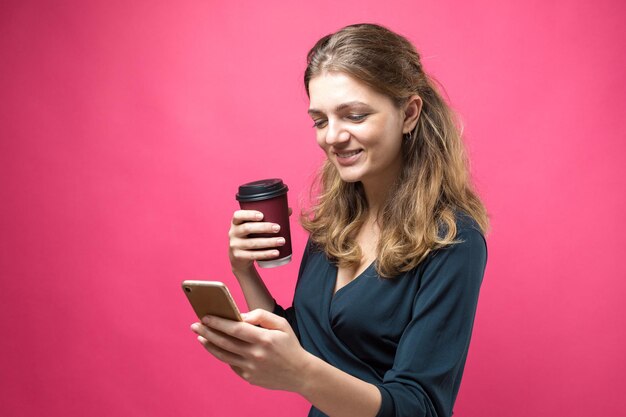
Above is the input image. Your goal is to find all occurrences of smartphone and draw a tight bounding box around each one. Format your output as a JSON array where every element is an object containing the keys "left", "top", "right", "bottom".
[{"left": 181, "top": 280, "right": 242, "bottom": 321}]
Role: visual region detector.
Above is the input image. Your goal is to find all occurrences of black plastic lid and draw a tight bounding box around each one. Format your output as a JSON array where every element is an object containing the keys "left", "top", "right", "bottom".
[{"left": 236, "top": 178, "right": 288, "bottom": 202}]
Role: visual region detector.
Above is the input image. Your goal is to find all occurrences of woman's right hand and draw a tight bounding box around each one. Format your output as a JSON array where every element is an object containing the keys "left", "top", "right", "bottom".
[{"left": 228, "top": 210, "right": 285, "bottom": 273}]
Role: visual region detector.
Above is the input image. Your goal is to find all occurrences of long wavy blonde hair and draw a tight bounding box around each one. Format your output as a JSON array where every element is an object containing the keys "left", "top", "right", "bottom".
[{"left": 301, "top": 23, "right": 489, "bottom": 278}]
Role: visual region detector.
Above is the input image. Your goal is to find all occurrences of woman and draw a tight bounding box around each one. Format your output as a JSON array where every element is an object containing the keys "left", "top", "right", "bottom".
[{"left": 191, "top": 23, "right": 488, "bottom": 417}]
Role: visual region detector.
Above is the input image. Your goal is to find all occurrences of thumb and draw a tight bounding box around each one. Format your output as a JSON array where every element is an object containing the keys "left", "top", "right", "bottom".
[{"left": 242, "top": 309, "right": 288, "bottom": 330}]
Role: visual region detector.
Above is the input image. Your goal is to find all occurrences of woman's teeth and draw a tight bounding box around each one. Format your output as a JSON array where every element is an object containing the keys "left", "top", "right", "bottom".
[{"left": 337, "top": 150, "right": 361, "bottom": 158}]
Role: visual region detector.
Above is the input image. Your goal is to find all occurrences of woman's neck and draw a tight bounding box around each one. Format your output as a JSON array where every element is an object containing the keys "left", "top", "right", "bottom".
[
  {"left": 362, "top": 181, "right": 392, "bottom": 221},
  {"left": 361, "top": 168, "right": 400, "bottom": 220},
  {"left": 362, "top": 149, "right": 402, "bottom": 214}
]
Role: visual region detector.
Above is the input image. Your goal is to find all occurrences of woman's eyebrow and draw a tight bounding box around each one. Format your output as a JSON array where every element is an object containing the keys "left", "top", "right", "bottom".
[
  {"left": 308, "top": 101, "right": 371, "bottom": 115},
  {"left": 307, "top": 108, "right": 323, "bottom": 116}
]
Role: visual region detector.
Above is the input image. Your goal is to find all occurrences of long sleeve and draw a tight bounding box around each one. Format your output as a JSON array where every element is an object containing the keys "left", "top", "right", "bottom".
[
  {"left": 272, "top": 240, "right": 313, "bottom": 341},
  {"left": 273, "top": 301, "right": 299, "bottom": 339},
  {"left": 375, "top": 228, "right": 487, "bottom": 417}
]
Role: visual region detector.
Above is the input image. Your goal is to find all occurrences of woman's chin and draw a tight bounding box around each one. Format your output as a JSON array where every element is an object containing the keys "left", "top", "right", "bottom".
[
  {"left": 337, "top": 173, "right": 362, "bottom": 184},
  {"left": 333, "top": 166, "right": 364, "bottom": 183}
]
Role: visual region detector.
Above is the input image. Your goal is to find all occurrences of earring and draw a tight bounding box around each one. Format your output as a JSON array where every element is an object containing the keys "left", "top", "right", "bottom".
[{"left": 404, "top": 131, "right": 413, "bottom": 141}]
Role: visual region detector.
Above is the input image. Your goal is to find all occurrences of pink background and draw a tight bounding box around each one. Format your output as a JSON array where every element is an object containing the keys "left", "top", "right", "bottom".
[{"left": 1, "top": 1, "right": 625, "bottom": 416}]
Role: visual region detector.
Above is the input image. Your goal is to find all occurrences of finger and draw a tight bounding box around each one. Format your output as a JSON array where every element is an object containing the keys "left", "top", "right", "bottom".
[
  {"left": 234, "top": 221, "right": 281, "bottom": 237},
  {"left": 197, "top": 335, "right": 247, "bottom": 368},
  {"left": 192, "top": 323, "right": 252, "bottom": 355},
  {"left": 237, "top": 236, "right": 286, "bottom": 250},
  {"left": 202, "top": 315, "right": 266, "bottom": 344},
  {"left": 242, "top": 309, "right": 289, "bottom": 331},
  {"left": 232, "top": 210, "right": 263, "bottom": 225},
  {"left": 229, "top": 365, "right": 253, "bottom": 383},
  {"left": 230, "top": 365, "right": 245, "bottom": 377},
  {"left": 231, "top": 246, "right": 281, "bottom": 261}
]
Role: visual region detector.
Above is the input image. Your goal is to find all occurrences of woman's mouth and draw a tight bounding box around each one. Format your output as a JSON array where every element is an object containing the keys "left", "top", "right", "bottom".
[{"left": 334, "top": 149, "right": 363, "bottom": 166}]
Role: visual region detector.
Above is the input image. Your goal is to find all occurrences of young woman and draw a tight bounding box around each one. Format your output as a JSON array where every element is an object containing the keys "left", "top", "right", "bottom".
[{"left": 191, "top": 23, "right": 489, "bottom": 417}]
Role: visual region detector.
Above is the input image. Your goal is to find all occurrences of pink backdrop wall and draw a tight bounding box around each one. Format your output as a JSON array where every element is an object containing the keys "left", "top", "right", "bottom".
[{"left": 1, "top": 1, "right": 625, "bottom": 416}]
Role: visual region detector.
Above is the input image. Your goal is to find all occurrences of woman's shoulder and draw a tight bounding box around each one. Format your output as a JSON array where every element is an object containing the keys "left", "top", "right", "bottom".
[
  {"left": 430, "top": 211, "right": 487, "bottom": 265},
  {"left": 438, "top": 211, "right": 486, "bottom": 241},
  {"left": 456, "top": 211, "right": 486, "bottom": 239}
]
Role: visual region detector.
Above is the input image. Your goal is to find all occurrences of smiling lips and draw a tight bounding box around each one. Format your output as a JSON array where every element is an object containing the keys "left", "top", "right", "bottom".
[{"left": 334, "top": 149, "right": 363, "bottom": 166}]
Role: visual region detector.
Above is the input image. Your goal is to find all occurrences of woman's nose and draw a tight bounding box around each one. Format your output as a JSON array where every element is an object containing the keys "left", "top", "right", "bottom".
[{"left": 325, "top": 120, "right": 350, "bottom": 145}]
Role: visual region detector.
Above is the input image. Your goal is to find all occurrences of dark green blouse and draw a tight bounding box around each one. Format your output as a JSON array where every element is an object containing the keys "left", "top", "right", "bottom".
[{"left": 274, "top": 216, "right": 487, "bottom": 417}]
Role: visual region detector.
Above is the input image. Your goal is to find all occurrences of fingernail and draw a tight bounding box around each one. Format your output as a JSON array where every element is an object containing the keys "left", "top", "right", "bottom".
[
  {"left": 240, "top": 313, "right": 248, "bottom": 319},
  {"left": 255, "top": 212, "right": 263, "bottom": 220},
  {"left": 272, "top": 224, "right": 280, "bottom": 232},
  {"left": 277, "top": 238, "right": 285, "bottom": 245}
]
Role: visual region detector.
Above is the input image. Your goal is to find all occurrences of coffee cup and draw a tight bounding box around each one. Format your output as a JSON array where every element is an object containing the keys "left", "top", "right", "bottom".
[{"left": 236, "top": 179, "right": 292, "bottom": 268}]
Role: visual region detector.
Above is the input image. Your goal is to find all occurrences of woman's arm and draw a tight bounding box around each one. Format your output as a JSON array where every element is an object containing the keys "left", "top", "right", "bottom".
[
  {"left": 191, "top": 309, "right": 382, "bottom": 417},
  {"left": 192, "top": 226, "right": 487, "bottom": 417},
  {"left": 228, "top": 209, "right": 285, "bottom": 311},
  {"left": 299, "top": 350, "right": 382, "bottom": 417},
  {"left": 233, "top": 266, "right": 274, "bottom": 312}
]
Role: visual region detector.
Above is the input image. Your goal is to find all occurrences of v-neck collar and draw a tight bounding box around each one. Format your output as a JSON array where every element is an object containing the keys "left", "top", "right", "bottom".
[{"left": 331, "top": 261, "right": 375, "bottom": 300}]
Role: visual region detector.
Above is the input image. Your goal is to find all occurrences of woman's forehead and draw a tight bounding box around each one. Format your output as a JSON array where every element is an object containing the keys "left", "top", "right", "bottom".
[{"left": 308, "top": 72, "right": 391, "bottom": 111}]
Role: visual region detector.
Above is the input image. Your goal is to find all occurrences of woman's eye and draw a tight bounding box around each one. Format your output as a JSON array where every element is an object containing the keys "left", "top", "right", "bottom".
[
  {"left": 347, "top": 114, "right": 367, "bottom": 122},
  {"left": 312, "top": 119, "right": 327, "bottom": 129}
]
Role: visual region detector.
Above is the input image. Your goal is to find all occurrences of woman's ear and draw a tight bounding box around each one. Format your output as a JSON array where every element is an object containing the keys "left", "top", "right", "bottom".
[{"left": 402, "top": 95, "right": 423, "bottom": 133}]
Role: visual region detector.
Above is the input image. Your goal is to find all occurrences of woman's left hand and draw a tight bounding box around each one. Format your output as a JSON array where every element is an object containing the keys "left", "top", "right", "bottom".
[{"left": 191, "top": 309, "right": 312, "bottom": 392}]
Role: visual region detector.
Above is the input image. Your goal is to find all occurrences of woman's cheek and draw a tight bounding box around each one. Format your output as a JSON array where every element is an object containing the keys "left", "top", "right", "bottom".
[{"left": 315, "top": 132, "right": 326, "bottom": 149}]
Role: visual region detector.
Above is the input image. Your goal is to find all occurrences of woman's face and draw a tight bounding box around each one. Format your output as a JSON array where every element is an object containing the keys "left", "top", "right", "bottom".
[{"left": 307, "top": 72, "right": 407, "bottom": 189}]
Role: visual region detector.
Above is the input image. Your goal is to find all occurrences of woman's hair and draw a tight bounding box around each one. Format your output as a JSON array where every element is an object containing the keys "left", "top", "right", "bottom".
[{"left": 301, "top": 23, "right": 489, "bottom": 278}]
